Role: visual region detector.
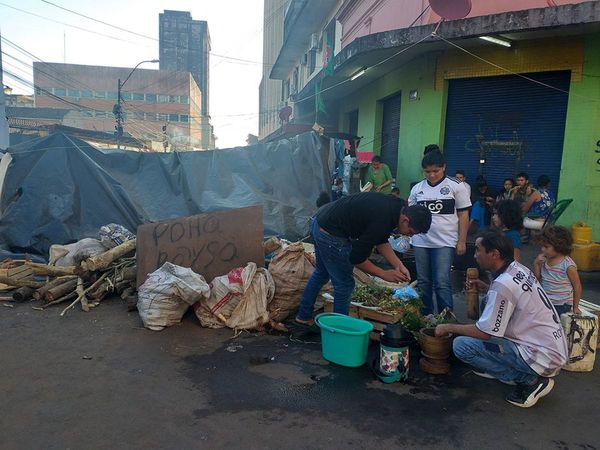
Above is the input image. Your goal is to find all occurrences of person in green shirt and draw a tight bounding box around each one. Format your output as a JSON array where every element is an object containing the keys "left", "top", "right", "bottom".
[{"left": 365, "top": 156, "right": 393, "bottom": 194}]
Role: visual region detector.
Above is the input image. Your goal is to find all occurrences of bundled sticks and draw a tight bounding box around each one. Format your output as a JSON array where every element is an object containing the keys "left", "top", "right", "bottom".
[{"left": 2, "top": 239, "right": 138, "bottom": 315}]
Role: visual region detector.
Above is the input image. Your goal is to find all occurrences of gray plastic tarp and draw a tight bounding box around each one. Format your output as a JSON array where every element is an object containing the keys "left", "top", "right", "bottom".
[{"left": 0, "top": 132, "right": 330, "bottom": 256}]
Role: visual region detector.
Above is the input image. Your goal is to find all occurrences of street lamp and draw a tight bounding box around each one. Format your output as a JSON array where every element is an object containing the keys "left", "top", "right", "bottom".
[{"left": 114, "top": 59, "right": 159, "bottom": 149}]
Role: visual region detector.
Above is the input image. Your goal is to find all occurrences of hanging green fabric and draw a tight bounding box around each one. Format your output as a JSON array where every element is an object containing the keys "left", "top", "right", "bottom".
[
  {"left": 323, "top": 31, "right": 335, "bottom": 77},
  {"left": 315, "top": 81, "right": 327, "bottom": 116}
]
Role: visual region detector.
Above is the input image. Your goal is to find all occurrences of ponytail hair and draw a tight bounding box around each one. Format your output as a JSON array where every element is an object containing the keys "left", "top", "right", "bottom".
[{"left": 422, "top": 144, "right": 445, "bottom": 168}]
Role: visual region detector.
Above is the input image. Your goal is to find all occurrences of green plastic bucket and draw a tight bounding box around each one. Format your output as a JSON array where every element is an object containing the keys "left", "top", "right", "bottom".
[{"left": 315, "top": 313, "right": 373, "bottom": 367}]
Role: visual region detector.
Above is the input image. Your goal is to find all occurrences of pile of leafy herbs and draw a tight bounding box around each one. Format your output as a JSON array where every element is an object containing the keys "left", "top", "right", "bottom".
[
  {"left": 400, "top": 307, "right": 457, "bottom": 332},
  {"left": 351, "top": 284, "right": 424, "bottom": 314}
]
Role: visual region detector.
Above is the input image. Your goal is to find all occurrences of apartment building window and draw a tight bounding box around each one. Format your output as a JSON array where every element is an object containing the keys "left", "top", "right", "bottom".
[
  {"left": 179, "top": 95, "right": 189, "bottom": 104},
  {"left": 81, "top": 90, "right": 92, "bottom": 98},
  {"left": 94, "top": 91, "right": 106, "bottom": 99},
  {"left": 35, "top": 87, "right": 45, "bottom": 96},
  {"left": 106, "top": 92, "right": 118, "bottom": 100},
  {"left": 158, "top": 113, "right": 169, "bottom": 121},
  {"left": 157, "top": 94, "right": 169, "bottom": 103},
  {"left": 132, "top": 93, "right": 145, "bottom": 101},
  {"left": 54, "top": 88, "right": 66, "bottom": 96},
  {"left": 179, "top": 114, "right": 189, "bottom": 123},
  {"left": 169, "top": 95, "right": 179, "bottom": 103},
  {"left": 169, "top": 114, "right": 179, "bottom": 122},
  {"left": 121, "top": 92, "right": 132, "bottom": 101},
  {"left": 146, "top": 93, "right": 157, "bottom": 102},
  {"left": 66, "top": 89, "right": 80, "bottom": 97}
]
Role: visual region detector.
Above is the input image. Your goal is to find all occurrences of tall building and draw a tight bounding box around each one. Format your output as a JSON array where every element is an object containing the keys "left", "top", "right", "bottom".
[
  {"left": 159, "top": 10, "right": 210, "bottom": 117},
  {"left": 32, "top": 62, "right": 208, "bottom": 150}
]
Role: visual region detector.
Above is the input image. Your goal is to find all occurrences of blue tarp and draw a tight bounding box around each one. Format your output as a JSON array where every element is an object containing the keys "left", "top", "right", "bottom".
[{"left": 0, "top": 132, "right": 330, "bottom": 256}]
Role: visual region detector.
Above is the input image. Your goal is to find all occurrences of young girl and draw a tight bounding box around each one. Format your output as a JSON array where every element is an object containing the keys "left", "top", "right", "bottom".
[
  {"left": 533, "top": 226, "right": 582, "bottom": 315},
  {"left": 408, "top": 144, "right": 471, "bottom": 314},
  {"left": 491, "top": 200, "right": 523, "bottom": 262}
]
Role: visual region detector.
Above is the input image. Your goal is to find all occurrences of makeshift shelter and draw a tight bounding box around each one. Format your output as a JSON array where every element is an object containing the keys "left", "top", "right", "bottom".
[{"left": 0, "top": 132, "right": 330, "bottom": 256}]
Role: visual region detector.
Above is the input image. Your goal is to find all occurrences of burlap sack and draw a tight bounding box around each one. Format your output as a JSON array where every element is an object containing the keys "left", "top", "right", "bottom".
[
  {"left": 194, "top": 263, "right": 275, "bottom": 330},
  {"left": 268, "top": 242, "right": 317, "bottom": 322},
  {"left": 226, "top": 264, "right": 275, "bottom": 330}
]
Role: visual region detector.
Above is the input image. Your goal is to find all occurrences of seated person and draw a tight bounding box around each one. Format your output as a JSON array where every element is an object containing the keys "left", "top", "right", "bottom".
[
  {"left": 510, "top": 172, "right": 537, "bottom": 214},
  {"left": 469, "top": 178, "right": 494, "bottom": 230},
  {"left": 435, "top": 231, "right": 567, "bottom": 408},
  {"left": 523, "top": 175, "right": 555, "bottom": 230},
  {"left": 495, "top": 178, "right": 514, "bottom": 202}
]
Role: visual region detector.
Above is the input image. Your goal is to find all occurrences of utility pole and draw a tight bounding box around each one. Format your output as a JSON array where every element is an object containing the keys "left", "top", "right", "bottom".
[
  {"left": 0, "top": 33, "right": 9, "bottom": 151},
  {"left": 113, "top": 79, "right": 124, "bottom": 149},
  {"left": 112, "top": 59, "right": 158, "bottom": 150}
]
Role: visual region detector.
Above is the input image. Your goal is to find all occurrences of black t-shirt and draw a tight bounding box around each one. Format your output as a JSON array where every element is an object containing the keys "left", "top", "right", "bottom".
[{"left": 316, "top": 192, "right": 403, "bottom": 264}]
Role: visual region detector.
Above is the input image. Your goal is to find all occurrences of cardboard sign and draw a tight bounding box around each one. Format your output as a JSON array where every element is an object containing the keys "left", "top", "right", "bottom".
[{"left": 136, "top": 206, "right": 264, "bottom": 286}]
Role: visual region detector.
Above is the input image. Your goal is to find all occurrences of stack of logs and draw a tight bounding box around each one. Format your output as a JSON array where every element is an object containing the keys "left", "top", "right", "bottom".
[{"left": 0, "top": 239, "right": 138, "bottom": 315}]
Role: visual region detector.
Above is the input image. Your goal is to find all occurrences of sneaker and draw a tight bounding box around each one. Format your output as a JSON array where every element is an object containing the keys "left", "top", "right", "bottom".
[
  {"left": 294, "top": 317, "right": 314, "bottom": 326},
  {"left": 506, "top": 378, "right": 555, "bottom": 408},
  {"left": 472, "top": 371, "right": 516, "bottom": 386}
]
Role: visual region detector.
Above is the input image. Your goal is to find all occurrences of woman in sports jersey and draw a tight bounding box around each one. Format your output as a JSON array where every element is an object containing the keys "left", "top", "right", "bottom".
[{"left": 408, "top": 145, "right": 471, "bottom": 314}]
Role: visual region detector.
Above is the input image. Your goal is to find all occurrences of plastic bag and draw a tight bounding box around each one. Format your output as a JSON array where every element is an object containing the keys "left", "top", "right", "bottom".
[
  {"left": 99, "top": 223, "right": 136, "bottom": 249},
  {"left": 137, "top": 262, "right": 210, "bottom": 331},
  {"left": 49, "top": 238, "right": 108, "bottom": 267}
]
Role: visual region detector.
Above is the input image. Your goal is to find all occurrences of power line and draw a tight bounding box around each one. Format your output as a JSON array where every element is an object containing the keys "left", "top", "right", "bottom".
[
  {"left": 40, "top": 0, "right": 158, "bottom": 41},
  {"left": 0, "top": 2, "right": 155, "bottom": 48}
]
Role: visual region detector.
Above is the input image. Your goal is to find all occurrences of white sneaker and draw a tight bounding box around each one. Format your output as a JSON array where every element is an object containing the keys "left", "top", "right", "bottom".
[{"left": 472, "top": 370, "right": 516, "bottom": 386}]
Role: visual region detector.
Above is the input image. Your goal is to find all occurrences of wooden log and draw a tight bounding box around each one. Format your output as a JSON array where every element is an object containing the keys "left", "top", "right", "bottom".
[
  {"left": 60, "top": 272, "right": 109, "bottom": 316},
  {"left": 7, "top": 265, "right": 34, "bottom": 281},
  {"left": 25, "top": 262, "right": 76, "bottom": 277},
  {"left": 116, "top": 266, "right": 137, "bottom": 282},
  {"left": 0, "top": 275, "right": 44, "bottom": 289},
  {"left": 44, "top": 279, "right": 78, "bottom": 302},
  {"left": 33, "top": 276, "right": 77, "bottom": 300},
  {"left": 76, "top": 278, "right": 89, "bottom": 312},
  {"left": 12, "top": 286, "right": 35, "bottom": 302},
  {"left": 81, "top": 239, "right": 136, "bottom": 272}
]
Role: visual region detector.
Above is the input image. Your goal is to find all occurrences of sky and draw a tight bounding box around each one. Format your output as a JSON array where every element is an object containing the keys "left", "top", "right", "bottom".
[{"left": 0, "top": 0, "right": 265, "bottom": 148}]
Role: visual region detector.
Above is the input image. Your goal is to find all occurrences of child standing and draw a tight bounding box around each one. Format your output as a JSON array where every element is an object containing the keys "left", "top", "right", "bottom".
[
  {"left": 533, "top": 226, "right": 582, "bottom": 315},
  {"left": 491, "top": 200, "right": 523, "bottom": 262}
]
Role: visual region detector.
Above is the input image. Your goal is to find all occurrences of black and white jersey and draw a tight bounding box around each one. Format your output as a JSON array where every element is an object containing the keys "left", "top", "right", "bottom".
[{"left": 408, "top": 176, "right": 471, "bottom": 248}]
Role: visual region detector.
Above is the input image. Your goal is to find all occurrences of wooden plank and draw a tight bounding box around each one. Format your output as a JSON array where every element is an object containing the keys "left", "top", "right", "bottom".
[{"left": 136, "top": 206, "right": 264, "bottom": 286}]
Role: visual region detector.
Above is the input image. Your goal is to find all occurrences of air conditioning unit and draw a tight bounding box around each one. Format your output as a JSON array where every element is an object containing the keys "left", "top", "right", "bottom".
[
  {"left": 310, "top": 33, "right": 320, "bottom": 51},
  {"left": 301, "top": 53, "right": 308, "bottom": 66}
]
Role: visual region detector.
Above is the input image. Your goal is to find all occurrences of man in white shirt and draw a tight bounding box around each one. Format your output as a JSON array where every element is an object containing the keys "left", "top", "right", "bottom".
[{"left": 435, "top": 230, "right": 568, "bottom": 408}]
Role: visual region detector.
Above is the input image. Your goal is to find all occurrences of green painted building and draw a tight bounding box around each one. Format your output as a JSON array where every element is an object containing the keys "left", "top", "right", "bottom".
[{"left": 293, "top": 3, "right": 600, "bottom": 239}]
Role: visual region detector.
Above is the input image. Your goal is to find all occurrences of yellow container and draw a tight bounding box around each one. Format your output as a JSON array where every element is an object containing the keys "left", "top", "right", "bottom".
[
  {"left": 572, "top": 222, "right": 593, "bottom": 244},
  {"left": 572, "top": 242, "right": 600, "bottom": 272}
]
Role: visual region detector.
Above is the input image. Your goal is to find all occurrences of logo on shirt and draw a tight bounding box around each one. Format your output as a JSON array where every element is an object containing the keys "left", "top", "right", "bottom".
[
  {"left": 492, "top": 298, "right": 507, "bottom": 333},
  {"left": 440, "top": 186, "right": 450, "bottom": 195},
  {"left": 418, "top": 199, "right": 455, "bottom": 215},
  {"left": 417, "top": 191, "right": 424, "bottom": 195}
]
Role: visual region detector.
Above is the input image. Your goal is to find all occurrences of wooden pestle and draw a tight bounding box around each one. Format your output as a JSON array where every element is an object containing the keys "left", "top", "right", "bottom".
[{"left": 466, "top": 267, "right": 480, "bottom": 320}]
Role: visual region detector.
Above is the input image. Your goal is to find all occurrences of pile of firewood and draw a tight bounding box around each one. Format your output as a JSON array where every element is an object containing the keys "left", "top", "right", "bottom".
[{"left": 0, "top": 239, "right": 138, "bottom": 315}]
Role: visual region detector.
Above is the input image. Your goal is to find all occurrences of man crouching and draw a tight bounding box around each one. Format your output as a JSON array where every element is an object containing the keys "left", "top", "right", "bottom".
[{"left": 435, "top": 230, "right": 567, "bottom": 408}]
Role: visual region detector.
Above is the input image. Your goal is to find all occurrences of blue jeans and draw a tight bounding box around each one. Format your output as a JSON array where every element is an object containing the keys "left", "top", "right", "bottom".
[
  {"left": 297, "top": 219, "right": 355, "bottom": 320},
  {"left": 413, "top": 246, "right": 455, "bottom": 315},
  {"left": 453, "top": 336, "right": 539, "bottom": 385}
]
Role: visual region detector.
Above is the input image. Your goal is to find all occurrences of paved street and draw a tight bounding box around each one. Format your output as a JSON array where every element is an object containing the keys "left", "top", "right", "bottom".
[{"left": 1, "top": 282, "right": 598, "bottom": 450}]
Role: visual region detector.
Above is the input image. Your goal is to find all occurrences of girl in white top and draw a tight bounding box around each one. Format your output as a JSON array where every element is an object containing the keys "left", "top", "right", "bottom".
[{"left": 409, "top": 145, "right": 471, "bottom": 314}]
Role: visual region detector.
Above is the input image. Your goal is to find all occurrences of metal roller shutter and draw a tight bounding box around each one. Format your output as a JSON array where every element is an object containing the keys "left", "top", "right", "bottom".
[
  {"left": 380, "top": 93, "right": 401, "bottom": 178},
  {"left": 443, "top": 71, "right": 570, "bottom": 194}
]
